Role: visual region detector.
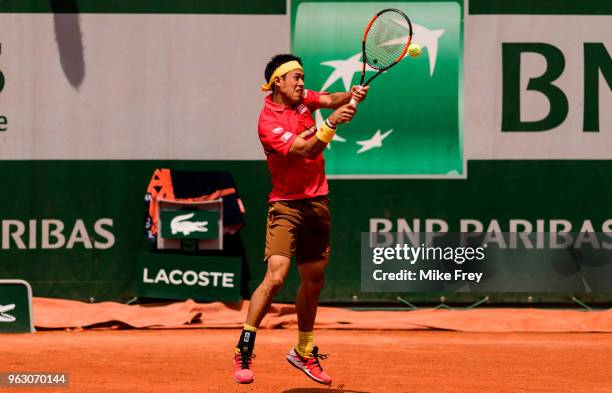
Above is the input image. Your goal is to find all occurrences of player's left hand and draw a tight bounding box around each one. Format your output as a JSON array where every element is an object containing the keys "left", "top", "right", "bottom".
[{"left": 351, "top": 85, "right": 369, "bottom": 103}]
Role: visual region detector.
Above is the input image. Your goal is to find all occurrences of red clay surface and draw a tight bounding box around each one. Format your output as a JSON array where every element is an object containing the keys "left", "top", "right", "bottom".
[{"left": 2, "top": 329, "right": 611, "bottom": 392}]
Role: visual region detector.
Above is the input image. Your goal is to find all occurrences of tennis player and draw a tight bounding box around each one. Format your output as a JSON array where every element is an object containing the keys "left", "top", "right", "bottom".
[{"left": 233, "top": 54, "right": 368, "bottom": 385}]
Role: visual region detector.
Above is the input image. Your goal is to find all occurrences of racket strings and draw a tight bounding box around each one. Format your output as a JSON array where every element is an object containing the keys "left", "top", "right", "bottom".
[{"left": 364, "top": 11, "right": 411, "bottom": 70}]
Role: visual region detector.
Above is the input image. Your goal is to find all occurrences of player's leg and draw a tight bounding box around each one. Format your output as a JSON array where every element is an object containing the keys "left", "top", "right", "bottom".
[
  {"left": 233, "top": 201, "right": 299, "bottom": 384},
  {"left": 294, "top": 197, "right": 331, "bottom": 335},
  {"left": 233, "top": 256, "right": 290, "bottom": 384},
  {"left": 295, "top": 258, "right": 328, "bottom": 336},
  {"left": 286, "top": 258, "right": 332, "bottom": 385},
  {"left": 245, "top": 255, "right": 291, "bottom": 327},
  {"left": 286, "top": 198, "right": 332, "bottom": 385}
]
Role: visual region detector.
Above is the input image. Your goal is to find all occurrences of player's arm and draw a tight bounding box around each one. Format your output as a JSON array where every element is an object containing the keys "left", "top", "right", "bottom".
[
  {"left": 288, "top": 133, "right": 329, "bottom": 159},
  {"left": 288, "top": 104, "right": 356, "bottom": 158},
  {"left": 318, "top": 86, "right": 369, "bottom": 109}
]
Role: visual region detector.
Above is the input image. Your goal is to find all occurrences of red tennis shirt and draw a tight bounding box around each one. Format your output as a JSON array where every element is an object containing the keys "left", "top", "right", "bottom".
[{"left": 258, "top": 90, "right": 329, "bottom": 202}]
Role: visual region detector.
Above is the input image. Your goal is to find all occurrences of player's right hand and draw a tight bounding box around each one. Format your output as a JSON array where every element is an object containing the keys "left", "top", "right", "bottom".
[
  {"left": 351, "top": 85, "right": 369, "bottom": 103},
  {"left": 328, "top": 104, "right": 356, "bottom": 126}
]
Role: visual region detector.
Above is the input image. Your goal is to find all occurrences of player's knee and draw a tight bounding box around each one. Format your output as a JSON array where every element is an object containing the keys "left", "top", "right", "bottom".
[
  {"left": 263, "top": 272, "right": 286, "bottom": 293},
  {"left": 303, "top": 277, "right": 325, "bottom": 294}
]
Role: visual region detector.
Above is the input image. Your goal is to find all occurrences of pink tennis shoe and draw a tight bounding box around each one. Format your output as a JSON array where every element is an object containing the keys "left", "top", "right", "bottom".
[
  {"left": 286, "top": 346, "right": 332, "bottom": 385},
  {"left": 233, "top": 348, "right": 255, "bottom": 384}
]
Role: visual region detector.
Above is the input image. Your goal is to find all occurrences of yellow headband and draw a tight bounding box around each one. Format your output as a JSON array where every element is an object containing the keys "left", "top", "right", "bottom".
[{"left": 260, "top": 61, "right": 303, "bottom": 92}]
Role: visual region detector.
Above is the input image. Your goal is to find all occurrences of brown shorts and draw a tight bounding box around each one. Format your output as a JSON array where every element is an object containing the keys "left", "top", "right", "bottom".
[{"left": 264, "top": 196, "right": 331, "bottom": 264}]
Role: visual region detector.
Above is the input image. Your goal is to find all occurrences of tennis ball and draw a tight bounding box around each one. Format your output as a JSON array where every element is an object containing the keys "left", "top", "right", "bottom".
[{"left": 408, "top": 43, "right": 422, "bottom": 58}]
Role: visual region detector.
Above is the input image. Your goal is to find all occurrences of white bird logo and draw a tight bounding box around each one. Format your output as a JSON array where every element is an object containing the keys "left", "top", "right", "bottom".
[
  {"left": 312, "top": 21, "right": 445, "bottom": 150},
  {"left": 317, "top": 21, "right": 445, "bottom": 94},
  {"left": 320, "top": 53, "right": 376, "bottom": 91},
  {"left": 356, "top": 129, "right": 394, "bottom": 154},
  {"left": 383, "top": 20, "right": 445, "bottom": 76}
]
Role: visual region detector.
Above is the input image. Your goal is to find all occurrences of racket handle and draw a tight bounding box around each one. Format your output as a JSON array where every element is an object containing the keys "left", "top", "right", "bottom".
[{"left": 350, "top": 85, "right": 364, "bottom": 107}]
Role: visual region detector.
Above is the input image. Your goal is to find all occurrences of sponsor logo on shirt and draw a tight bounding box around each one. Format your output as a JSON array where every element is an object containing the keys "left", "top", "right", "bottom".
[
  {"left": 272, "top": 126, "right": 284, "bottom": 134},
  {"left": 296, "top": 104, "right": 308, "bottom": 114},
  {"left": 281, "top": 131, "right": 293, "bottom": 143}
]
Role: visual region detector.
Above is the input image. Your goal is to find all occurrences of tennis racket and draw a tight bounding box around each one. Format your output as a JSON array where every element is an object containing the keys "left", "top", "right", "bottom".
[{"left": 350, "top": 8, "right": 413, "bottom": 106}]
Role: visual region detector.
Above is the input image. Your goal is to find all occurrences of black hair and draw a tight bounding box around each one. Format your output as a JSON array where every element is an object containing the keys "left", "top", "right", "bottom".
[{"left": 264, "top": 54, "right": 303, "bottom": 90}]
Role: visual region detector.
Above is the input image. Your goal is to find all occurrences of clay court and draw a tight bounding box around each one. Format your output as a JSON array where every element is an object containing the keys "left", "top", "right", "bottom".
[{"left": 3, "top": 301, "right": 612, "bottom": 393}]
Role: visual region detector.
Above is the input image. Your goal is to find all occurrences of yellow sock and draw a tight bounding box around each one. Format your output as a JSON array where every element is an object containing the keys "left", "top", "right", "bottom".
[{"left": 296, "top": 330, "right": 314, "bottom": 358}]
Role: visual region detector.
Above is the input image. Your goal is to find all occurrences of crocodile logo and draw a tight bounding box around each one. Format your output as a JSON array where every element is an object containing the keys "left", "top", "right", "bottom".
[
  {"left": 0, "top": 304, "right": 16, "bottom": 322},
  {"left": 170, "top": 213, "right": 209, "bottom": 236}
]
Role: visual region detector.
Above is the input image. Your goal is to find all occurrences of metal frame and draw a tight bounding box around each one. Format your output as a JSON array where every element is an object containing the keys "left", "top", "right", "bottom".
[{"left": 0, "top": 279, "right": 35, "bottom": 333}]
